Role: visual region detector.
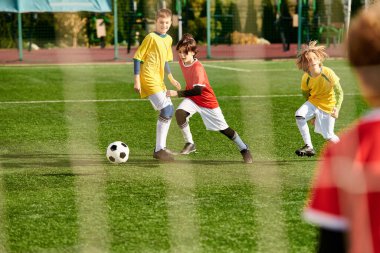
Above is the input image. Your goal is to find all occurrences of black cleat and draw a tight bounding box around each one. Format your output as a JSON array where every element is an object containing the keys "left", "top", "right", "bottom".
[
  {"left": 295, "top": 144, "right": 316, "bottom": 157},
  {"left": 153, "top": 149, "right": 174, "bottom": 161},
  {"left": 240, "top": 149, "right": 253, "bottom": 164},
  {"left": 180, "top": 143, "right": 196, "bottom": 155}
]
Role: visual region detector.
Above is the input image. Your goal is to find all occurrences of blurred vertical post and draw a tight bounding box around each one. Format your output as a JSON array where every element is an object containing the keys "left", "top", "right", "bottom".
[
  {"left": 17, "top": 12, "right": 23, "bottom": 61},
  {"left": 297, "top": 0, "right": 302, "bottom": 50},
  {"left": 113, "top": 0, "right": 119, "bottom": 59},
  {"left": 177, "top": 0, "right": 182, "bottom": 40},
  {"left": 346, "top": 0, "right": 352, "bottom": 33},
  {"left": 206, "top": 0, "right": 211, "bottom": 59}
]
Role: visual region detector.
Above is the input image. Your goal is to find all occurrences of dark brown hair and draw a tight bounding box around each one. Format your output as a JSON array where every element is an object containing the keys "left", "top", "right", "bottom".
[
  {"left": 347, "top": 3, "right": 380, "bottom": 67},
  {"left": 176, "top": 33, "right": 198, "bottom": 56}
]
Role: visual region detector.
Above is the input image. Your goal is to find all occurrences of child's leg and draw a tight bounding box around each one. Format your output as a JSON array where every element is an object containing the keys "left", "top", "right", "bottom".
[
  {"left": 295, "top": 101, "right": 316, "bottom": 148},
  {"left": 175, "top": 109, "right": 194, "bottom": 144},
  {"left": 176, "top": 99, "right": 199, "bottom": 144},
  {"left": 220, "top": 127, "right": 253, "bottom": 163},
  {"left": 220, "top": 127, "right": 248, "bottom": 151},
  {"left": 149, "top": 92, "right": 174, "bottom": 153},
  {"left": 156, "top": 104, "right": 174, "bottom": 152},
  {"left": 315, "top": 110, "right": 340, "bottom": 143}
]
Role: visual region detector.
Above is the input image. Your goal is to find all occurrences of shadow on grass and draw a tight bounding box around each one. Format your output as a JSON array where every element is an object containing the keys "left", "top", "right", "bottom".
[{"left": 0, "top": 152, "right": 319, "bottom": 170}]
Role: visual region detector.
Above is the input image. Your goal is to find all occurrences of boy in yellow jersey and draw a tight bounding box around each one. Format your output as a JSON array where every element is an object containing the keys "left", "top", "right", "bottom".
[
  {"left": 133, "top": 8, "right": 181, "bottom": 161},
  {"left": 294, "top": 41, "right": 343, "bottom": 157}
]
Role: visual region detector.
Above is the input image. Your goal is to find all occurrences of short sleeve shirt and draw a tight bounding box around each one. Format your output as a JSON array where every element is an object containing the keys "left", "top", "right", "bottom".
[
  {"left": 133, "top": 32, "right": 173, "bottom": 98},
  {"left": 179, "top": 59, "right": 219, "bottom": 109},
  {"left": 301, "top": 66, "right": 340, "bottom": 113},
  {"left": 304, "top": 109, "right": 380, "bottom": 253}
]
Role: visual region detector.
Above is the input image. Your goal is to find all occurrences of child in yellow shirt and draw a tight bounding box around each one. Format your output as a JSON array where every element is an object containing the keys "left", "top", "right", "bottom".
[
  {"left": 133, "top": 8, "right": 181, "bottom": 161},
  {"left": 295, "top": 41, "right": 343, "bottom": 157}
]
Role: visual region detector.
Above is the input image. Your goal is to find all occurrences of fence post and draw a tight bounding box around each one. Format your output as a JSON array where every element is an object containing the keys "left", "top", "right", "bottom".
[
  {"left": 113, "top": 0, "right": 119, "bottom": 60},
  {"left": 18, "top": 12, "right": 23, "bottom": 61},
  {"left": 206, "top": 0, "right": 211, "bottom": 59},
  {"left": 297, "top": 0, "right": 302, "bottom": 50},
  {"left": 177, "top": 0, "right": 182, "bottom": 41}
]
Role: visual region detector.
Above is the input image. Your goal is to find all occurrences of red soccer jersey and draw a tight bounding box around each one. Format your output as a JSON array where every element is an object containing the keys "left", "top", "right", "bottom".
[
  {"left": 179, "top": 59, "right": 219, "bottom": 109},
  {"left": 304, "top": 109, "right": 380, "bottom": 253}
]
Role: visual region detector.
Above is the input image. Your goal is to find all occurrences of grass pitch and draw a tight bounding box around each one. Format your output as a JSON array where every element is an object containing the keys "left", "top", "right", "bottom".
[{"left": 0, "top": 59, "right": 367, "bottom": 253}]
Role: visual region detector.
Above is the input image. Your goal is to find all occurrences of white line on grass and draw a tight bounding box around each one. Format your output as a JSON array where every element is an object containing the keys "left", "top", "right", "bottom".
[
  {"left": 202, "top": 63, "right": 252, "bottom": 72},
  {"left": 202, "top": 64, "right": 350, "bottom": 73},
  {"left": 0, "top": 93, "right": 361, "bottom": 105}
]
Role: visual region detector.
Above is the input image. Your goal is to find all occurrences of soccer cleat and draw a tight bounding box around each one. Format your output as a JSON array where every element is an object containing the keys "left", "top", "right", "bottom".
[
  {"left": 240, "top": 149, "right": 253, "bottom": 164},
  {"left": 295, "top": 144, "right": 316, "bottom": 157},
  {"left": 180, "top": 143, "right": 196, "bottom": 155},
  {"left": 153, "top": 149, "right": 174, "bottom": 162}
]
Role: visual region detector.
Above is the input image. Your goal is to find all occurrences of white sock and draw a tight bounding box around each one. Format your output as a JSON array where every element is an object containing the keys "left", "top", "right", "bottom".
[
  {"left": 156, "top": 119, "right": 171, "bottom": 152},
  {"left": 329, "top": 135, "right": 340, "bottom": 144},
  {"left": 181, "top": 124, "right": 194, "bottom": 144},
  {"left": 296, "top": 118, "right": 313, "bottom": 148},
  {"left": 232, "top": 133, "right": 248, "bottom": 151}
]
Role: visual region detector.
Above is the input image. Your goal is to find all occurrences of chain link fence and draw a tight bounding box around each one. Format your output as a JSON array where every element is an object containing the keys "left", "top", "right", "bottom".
[{"left": 0, "top": 0, "right": 377, "bottom": 52}]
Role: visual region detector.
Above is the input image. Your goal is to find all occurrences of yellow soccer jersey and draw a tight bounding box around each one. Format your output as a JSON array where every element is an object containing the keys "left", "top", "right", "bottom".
[
  {"left": 133, "top": 32, "right": 173, "bottom": 98},
  {"left": 300, "top": 66, "right": 340, "bottom": 113}
]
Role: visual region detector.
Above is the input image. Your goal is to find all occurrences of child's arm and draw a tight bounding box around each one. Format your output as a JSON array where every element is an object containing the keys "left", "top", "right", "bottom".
[
  {"left": 166, "top": 86, "right": 204, "bottom": 97},
  {"left": 165, "top": 62, "right": 181, "bottom": 90},
  {"left": 331, "top": 82, "right": 343, "bottom": 118},
  {"left": 301, "top": 89, "right": 310, "bottom": 100},
  {"left": 133, "top": 59, "right": 141, "bottom": 94}
]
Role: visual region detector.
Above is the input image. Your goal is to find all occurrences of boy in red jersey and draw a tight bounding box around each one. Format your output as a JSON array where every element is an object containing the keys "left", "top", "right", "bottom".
[
  {"left": 166, "top": 34, "right": 253, "bottom": 163},
  {"left": 294, "top": 41, "right": 343, "bottom": 157},
  {"left": 303, "top": 3, "right": 380, "bottom": 253}
]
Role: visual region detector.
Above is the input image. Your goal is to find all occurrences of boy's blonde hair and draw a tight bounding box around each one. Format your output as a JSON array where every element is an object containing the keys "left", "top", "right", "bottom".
[
  {"left": 296, "top": 41, "right": 328, "bottom": 72},
  {"left": 156, "top": 8, "right": 172, "bottom": 20}
]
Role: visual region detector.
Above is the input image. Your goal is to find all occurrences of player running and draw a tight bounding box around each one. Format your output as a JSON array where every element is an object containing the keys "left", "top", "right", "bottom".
[
  {"left": 166, "top": 33, "right": 253, "bottom": 163},
  {"left": 294, "top": 41, "right": 343, "bottom": 157}
]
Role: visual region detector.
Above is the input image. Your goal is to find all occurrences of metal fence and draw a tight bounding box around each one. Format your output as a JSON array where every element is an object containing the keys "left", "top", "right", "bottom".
[{"left": 0, "top": 0, "right": 376, "bottom": 60}]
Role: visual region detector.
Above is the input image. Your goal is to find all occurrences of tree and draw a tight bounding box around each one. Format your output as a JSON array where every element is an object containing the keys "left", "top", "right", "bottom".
[
  {"left": 331, "top": 0, "right": 344, "bottom": 23},
  {"left": 245, "top": 0, "right": 258, "bottom": 35},
  {"left": 54, "top": 13, "right": 87, "bottom": 48},
  {"left": 213, "top": 0, "right": 224, "bottom": 44},
  {"left": 311, "top": 0, "right": 326, "bottom": 41},
  {"left": 261, "top": 0, "right": 276, "bottom": 42},
  {"left": 228, "top": 2, "right": 241, "bottom": 32}
]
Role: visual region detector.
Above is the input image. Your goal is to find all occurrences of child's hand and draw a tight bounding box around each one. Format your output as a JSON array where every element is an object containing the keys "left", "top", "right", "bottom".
[
  {"left": 134, "top": 75, "right": 141, "bottom": 94},
  {"left": 166, "top": 90, "right": 178, "bottom": 97},
  {"left": 309, "top": 118, "right": 315, "bottom": 125},
  {"left": 331, "top": 107, "right": 340, "bottom": 119}
]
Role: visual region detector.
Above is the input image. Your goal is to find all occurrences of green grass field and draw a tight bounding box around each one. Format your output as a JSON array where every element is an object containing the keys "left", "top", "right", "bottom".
[{"left": 0, "top": 60, "right": 368, "bottom": 253}]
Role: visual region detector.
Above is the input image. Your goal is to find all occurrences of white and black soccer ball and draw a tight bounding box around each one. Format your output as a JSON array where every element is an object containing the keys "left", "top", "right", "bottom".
[{"left": 106, "top": 141, "right": 129, "bottom": 163}]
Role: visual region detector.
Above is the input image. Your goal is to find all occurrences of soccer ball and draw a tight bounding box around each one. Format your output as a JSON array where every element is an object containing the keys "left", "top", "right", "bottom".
[{"left": 106, "top": 141, "right": 129, "bottom": 163}]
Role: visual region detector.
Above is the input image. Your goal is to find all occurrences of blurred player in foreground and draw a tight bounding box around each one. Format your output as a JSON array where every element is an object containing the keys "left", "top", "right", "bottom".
[
  {"left": 166, "top": 34, "right": 253, "bottom": 163},
  {"left": 133, "top": 9, "right": 181, "bottom": 162},
  {"left": 303, "top": 3, "right": 380, "bottom": 253},
  {"left": 294, "top": 41, "right": 343, "bottom": 157}
]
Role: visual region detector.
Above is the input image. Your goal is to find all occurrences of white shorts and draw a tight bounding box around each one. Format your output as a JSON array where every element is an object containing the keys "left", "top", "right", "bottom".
[
  {"left": 295, "top": 101, "right": 337, "bottom": 140},
  {"left": 148, "top": 91, "right": 172, "bottom": 111},
  {"left": 177, "top": 98, "right": 229, "bottom": 131}
]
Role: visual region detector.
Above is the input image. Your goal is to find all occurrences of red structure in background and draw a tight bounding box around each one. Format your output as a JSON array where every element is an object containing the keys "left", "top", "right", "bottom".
[{"left": 0, "top": 43, "right": 345, "bottom": 65}]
